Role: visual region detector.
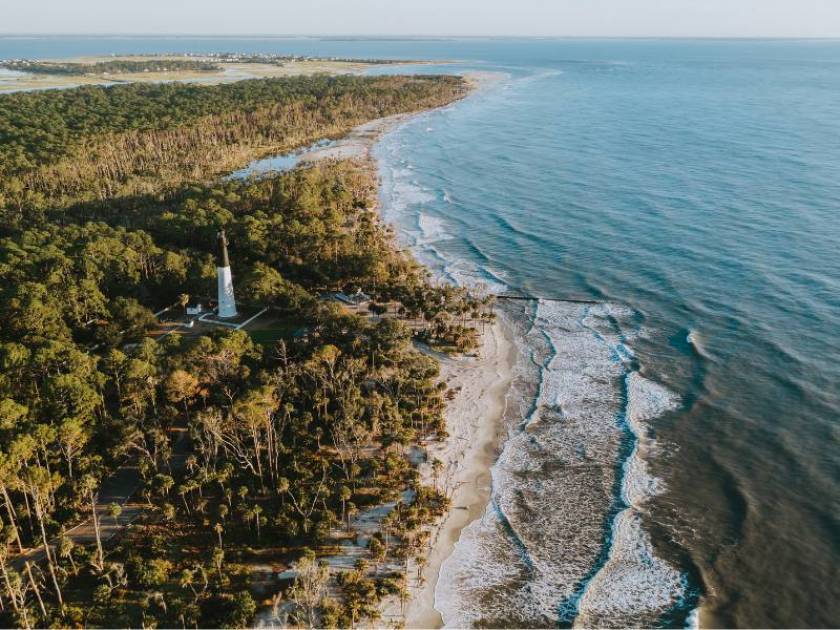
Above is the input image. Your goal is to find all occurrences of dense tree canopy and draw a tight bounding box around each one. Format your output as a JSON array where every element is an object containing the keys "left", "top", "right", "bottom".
[
  {"left": 0, "top": 59, "right": 220, "bottom": 76},
  {"left": 0, "top": 72, "right": 485, "bottom": 628},
  {"left": 0, "top": 74, "right": 466, "bottom": 216}
]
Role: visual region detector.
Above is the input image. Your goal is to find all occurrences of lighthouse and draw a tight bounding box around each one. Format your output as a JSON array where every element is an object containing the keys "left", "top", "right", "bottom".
[{"left": 216, "top": 229, "right": 238, "bottom": 319}]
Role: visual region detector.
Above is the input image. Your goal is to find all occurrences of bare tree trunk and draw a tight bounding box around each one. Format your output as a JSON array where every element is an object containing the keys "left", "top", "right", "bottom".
[
  {"left": 0, "top": 485, "right": 24, "bottom": 553},
  {"left": 89, "top": 489, "right": 105, "bottom": 572},
  {"left": 30, "top": 489, "right": 63, "bottom": 611},
  {"left": 17, "top": 590, "right": 32, "bottom": 630},
  {"left": 13, "top": 569, "right": 33, "bottom": 630},
  {"left": 0, "top": 554, "right": 20, "bottom": 615},
  {"left": 24, "top": 562, "right": 46, "bottom": 620}
]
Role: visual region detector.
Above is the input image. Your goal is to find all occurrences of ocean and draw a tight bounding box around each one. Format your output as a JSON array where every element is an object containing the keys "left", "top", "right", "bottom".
[{"left": 3, "top": 36, "right": 839, "bottom": 628}]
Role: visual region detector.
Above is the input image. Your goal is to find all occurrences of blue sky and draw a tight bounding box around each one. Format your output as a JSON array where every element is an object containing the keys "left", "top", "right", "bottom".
[{"left": 3, "top": 0, "right": 839, "bottom": 38}]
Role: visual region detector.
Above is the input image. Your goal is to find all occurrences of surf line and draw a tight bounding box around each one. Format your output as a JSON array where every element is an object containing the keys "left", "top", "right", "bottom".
[
  {"left": 572, "top": 305, "right": 637, "bottom": 619},
  {"left": 549, "top": 303, "right": 636, "bottom": 626},
  {"left": 562, "top": 304, "right": 688, "bottom": 627},
  {"left": 490, "top": 300, "right": 547, "bottom": 578},
  {"left": 496, "top": 294, "right": 599, "bottom": 305}
]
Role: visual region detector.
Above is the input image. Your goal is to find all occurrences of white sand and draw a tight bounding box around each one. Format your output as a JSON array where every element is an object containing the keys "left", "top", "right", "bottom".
[
  {"left": 389, "top": 320, "right": 516, "bottom": 629},
  {"left": 295, "top": 71, "right": 507, "bottom": 168},
  {"left": 298, "top": 112, "right": 421, "bottom": 165},
  {"left": 299, "top": 71, "right": 516, "bottom": 628}
]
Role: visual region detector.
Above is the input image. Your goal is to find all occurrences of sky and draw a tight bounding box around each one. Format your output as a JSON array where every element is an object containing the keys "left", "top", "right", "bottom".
[{"left": 1, "top": 0, "right": 839, "bottom": 38}]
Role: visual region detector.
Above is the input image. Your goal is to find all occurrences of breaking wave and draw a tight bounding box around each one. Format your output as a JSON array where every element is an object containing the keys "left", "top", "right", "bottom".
[
  {"left": 436, "top": 300, "right": 687, "bottom": 628},
  {"left": 377, "top": 114, "right": 690, "bottom": 628}
]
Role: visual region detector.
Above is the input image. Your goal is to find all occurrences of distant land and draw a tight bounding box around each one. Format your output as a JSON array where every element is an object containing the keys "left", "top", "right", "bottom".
[{"left": 0, "top": 52, "right": 429, "bottom": 92}]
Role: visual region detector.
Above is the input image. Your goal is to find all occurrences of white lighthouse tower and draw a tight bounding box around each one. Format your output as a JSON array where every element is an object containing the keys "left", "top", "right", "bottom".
[{"left": 216, "top": 229, "right": 238, "bottom": 319}]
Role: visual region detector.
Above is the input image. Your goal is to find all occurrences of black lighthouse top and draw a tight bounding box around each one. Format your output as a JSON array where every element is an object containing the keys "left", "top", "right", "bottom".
[{"left": 216, "top": 229, "right": 231, "bottom": 268}]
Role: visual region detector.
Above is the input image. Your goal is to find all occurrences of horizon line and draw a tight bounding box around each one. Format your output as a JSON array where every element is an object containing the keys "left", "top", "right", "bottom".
[{"left": 2, "top": 33, "right": 840, "bottom": 41}]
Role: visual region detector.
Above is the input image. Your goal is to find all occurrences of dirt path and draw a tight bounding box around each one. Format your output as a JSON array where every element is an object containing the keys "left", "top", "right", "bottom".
[{"left": 10, "top": 428, "right": 189, "bottom": 570}]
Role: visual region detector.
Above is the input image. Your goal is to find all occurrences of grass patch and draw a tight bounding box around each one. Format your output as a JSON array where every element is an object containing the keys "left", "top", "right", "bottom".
[{"left": 247, "top": 322, "right": 302, "bottom": 347}]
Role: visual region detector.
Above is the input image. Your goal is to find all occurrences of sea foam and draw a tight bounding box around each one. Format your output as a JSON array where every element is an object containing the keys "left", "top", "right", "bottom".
[
  {"left": 573, "top": 510, "right": 687, "bottom": 628},
  {"left": 437, "top": 300, "right": 686, "bottom": 628},
  {"left": 377, "top": 120, "right": 686, "bottom": 627}
]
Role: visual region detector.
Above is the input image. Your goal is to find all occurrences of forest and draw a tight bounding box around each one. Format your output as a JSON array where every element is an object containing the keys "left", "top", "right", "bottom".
[
  {"left": 0, "top": 74, "right": 466, "bottom": 217},
  {"left": 0, "top": 73, "right": 488, "bottom": 627},
  {"left": 0, "top": 59, "right": 220, "bottom": 76}
]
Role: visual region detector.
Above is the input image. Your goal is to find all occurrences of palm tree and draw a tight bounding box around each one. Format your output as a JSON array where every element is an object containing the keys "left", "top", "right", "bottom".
[
  {"left": 147, "top": 590, "right": 167, "bottom": 615},
  {"left": 57, "top": 530, "right": 77, "bottom": 575},
  {"left": 339, "top": 485, "right": 352, "bottom": 527},
  {"left": 431, "top": 459, "right": 444, "bottom": 492},
  {"left": 108, "top": 502, "right": 122, "bottom": 526},
  {"left": 253, "top": 504, "right": 264, "bottom": 541},
  {"left": 212, "top": 547, "right": 224, "bottom": 579},
  {"left": 178, "top": 568, "right": 197, "bottom": 598}
]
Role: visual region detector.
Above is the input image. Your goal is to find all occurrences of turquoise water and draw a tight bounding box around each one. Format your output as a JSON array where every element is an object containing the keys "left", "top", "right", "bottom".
[{"left": 3, "top": 37, "right": 839, "bottom": 627}]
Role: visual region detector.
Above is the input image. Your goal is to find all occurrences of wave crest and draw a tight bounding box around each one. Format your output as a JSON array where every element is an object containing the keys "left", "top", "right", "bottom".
[{"left": 438, "top": 301, "right": 687, "bottom": 628}]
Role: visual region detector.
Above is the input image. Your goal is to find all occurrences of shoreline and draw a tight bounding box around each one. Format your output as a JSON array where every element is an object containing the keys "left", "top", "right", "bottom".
[
  {"left": 263, "top": 73, "right": 514, "bottom": 627},
  {"left": 401, "top": 318, "right": 516, "bottom": 628},
  {"left": 225, "top": 70, "right": 505, "bottom": 184},
  {"left": 362, "top": 74, "right": 514, "bottom": 627},
  {"left": 294, "top": 71, "right": 504, "bottom": 166},
  {"left": 0, "top": 58, "right": 446, "bottom": 94}
]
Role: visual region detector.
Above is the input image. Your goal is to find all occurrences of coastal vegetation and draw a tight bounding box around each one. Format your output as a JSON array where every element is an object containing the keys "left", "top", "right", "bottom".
[
  {"left": 0, "top": 59, "right": 220, "bottom": 76},
  {"left": 195, "top": 52, "right": 405, "bottom": 65},
  {"left": 0, "top": 74, "right": 466, "bottom": 215},
  {"left": 0, "top": 54, "right": 403, "bottom": 77},
  {"left": 0, "top": 74, "right": 487, "bottom": 627}
]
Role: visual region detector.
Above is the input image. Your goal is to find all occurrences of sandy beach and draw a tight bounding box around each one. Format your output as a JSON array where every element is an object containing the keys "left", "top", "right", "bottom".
[
  {"left": 393, "top": 319, "right": 516, "bottom": 628},
  {"left": 298, "top": 112, "right": 423, "bottom": 164},
  {"left": 368, "top": 77, "right": 513, "bottom": 627},
  {"left": 259, "top": 74, "right": 516, "bottom": 628},
  {"left": 292, "top": 71, "right": 504, "bottom": 166}
]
